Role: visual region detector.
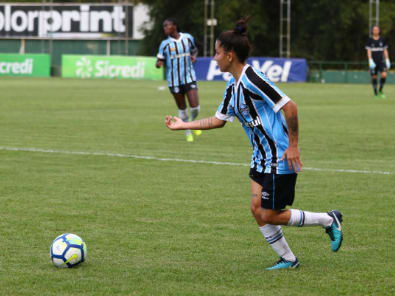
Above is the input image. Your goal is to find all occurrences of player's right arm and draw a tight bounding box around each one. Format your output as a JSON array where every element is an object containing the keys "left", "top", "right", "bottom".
[
  {"left": 165, "top": 116, "right": 226, "bottom": 130},
  {"left": 156, "top": 41, "right": 166, "bottom": 68},
  {"left": 365, "top": 39, "right": 376, "bottom": 69},
  {"left": 367, "top": 48, "right": 372, "bottom": 60},
  {"left": 367, "top": 50, "right": 376, "bottom": 69}
]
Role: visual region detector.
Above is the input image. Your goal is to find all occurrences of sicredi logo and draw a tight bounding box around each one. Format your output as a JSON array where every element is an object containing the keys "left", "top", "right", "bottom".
[
  {"left": 0, "top": 59, "right": 33, "bottom": 74},
  {"left": 207, "top": 60, "right": 292, "bottom": 82},
  {"left": 75, "top": 58, "right": 145, "bottom": 79},
  {"left": 75, "top": 57, "right": 93, "bottom": 78}
]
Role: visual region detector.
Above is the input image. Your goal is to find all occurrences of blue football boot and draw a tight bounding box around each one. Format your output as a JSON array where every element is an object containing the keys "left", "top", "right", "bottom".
[
  {"left": 326, "top": 210, "right": 343, "bottom": 252},
  {"left": 266, "top": 257, "right": 300, "bottom": 270}
]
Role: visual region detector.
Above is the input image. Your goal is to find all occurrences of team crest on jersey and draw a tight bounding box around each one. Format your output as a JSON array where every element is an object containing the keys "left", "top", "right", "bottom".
[
  {"left": 239, "top": 104, "right": 250, "bottom": 116},
  {"left": 170, "top": 47, "right": 176, "bottom": 52}
]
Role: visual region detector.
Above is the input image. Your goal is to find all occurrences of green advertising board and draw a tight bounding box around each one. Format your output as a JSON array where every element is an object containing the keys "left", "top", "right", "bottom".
[
  {"left": 0, "top": 54, "right": 50, "bottom": 77},
  {"left": 62, "top": 55, "right": 163, "bottom": 80}
]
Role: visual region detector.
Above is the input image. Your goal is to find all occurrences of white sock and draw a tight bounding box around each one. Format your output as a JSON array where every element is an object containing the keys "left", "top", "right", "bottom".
[
  {"left": 178, "top": 108, "right": 189, "bottom": 122},
  {"left": 288, "top": 209, "right": 333, "bottom": 228},
  {"left": 190, "top": 106, "right": 200, "bottom": 121},
  {"left": 259, "top": 224, "right": 296, "bottom": 262},
  {"left": 178, "top": 108, "right": 191, "bottom": 136}
]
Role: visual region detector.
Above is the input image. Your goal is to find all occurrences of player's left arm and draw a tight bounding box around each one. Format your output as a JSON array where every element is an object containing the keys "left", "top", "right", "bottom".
[
  {"left": 190, "top": 49, "right": 198, "bottom": 63},
  {"left": 187, "top": 34, "right": 198, "bottom": 63},
  {"left": 165, "top": 116, "right": 226, "bottom": 130},
  {"left": 281, "top": 100, "right": 303, "bottom": 172},
  {"left": 384, "top": 48, "right": 391, "bottom": 68}
]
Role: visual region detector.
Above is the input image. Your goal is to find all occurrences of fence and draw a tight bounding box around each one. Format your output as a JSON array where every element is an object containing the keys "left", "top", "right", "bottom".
[{"left": 308, "top": 61, "right": 395, "bottom": 83}]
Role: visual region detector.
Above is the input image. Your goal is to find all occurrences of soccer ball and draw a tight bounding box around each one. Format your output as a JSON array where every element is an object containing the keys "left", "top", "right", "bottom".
[{"left": 50, "top": 233, "right": 87, "bottom": 268}]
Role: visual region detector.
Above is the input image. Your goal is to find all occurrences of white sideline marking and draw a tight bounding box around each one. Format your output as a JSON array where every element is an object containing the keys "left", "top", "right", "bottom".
[{"left": 0, "top": 146, "right": 394, "bottom": 175}]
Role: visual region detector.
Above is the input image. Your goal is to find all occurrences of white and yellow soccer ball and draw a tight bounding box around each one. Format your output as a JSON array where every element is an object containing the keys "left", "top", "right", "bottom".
[{"left": 50, "top": 233, "right": 87, "bottom": 268}]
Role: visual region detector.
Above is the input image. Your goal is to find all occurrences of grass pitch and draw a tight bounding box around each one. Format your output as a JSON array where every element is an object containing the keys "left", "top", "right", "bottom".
[{"left": 0, "top": 78, "right": 394, "bottom": 295}]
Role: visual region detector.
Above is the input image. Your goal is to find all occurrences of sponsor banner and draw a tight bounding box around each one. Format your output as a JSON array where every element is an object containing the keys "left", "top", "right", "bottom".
[
  {"left": 62, "top": 55, "right": 162, "bottom": 80},
  {"left": 0, "top": 53, "right": 50, "bottom": 77},
  {"left": 0, "top": 4, "right": 133, "bottom": 38},
  {"left": 194, "top": 57, "right": 308, "bottom": 82}
]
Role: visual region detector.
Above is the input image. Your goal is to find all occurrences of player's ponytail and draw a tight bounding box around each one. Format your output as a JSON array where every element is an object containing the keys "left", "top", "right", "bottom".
[
  {"left": 217, "top": 17, "right": 251, "bottom": 63},
  {"left": 233, "top": 17, "right": 249, "bottom": 36}
]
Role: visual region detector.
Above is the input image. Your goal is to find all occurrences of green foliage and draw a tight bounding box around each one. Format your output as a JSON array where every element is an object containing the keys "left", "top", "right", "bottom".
[
  {"left": 0, "top": 78, "right": 395, "bottom": 295},
  {"left": 140, "top": 0, "right": 395, "bottom": 61}
]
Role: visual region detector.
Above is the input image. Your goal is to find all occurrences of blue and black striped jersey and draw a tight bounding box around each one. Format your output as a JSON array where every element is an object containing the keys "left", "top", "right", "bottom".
[
  {"left": 216, "top": 64, "right": 293, "bottom": 174},
  {"left": 157, "top": 33, "right": 197, "bottom": 87}
]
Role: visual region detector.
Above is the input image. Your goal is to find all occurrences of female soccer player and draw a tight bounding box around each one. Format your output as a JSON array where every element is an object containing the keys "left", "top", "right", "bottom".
[
  {"left": 365, "top": 25, "right": 391, "bottom": 99},
  {"left": 156, "top": 18, "right": 201, "bottom": 142},
  {"left": 165, "top": 18, "right": 343, "bottom": 270}
]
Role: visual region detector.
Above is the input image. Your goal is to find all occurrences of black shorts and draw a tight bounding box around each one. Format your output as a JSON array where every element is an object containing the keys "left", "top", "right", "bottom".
[
  {"left": 249, "top": 168, "right": 297, "bottom": 210},
  {"left": 169, "top": 82, "right": 198, "bottom": 94},
  {"left": 370, "top": 61, "right": 387, "bottom": 76}
]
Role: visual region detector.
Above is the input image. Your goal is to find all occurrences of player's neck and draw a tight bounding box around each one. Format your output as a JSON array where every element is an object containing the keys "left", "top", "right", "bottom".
[
  {"left": 230, "top": 62, "right": 247, "bottom": 84},
  {"left": 170, "top": 32, "right": 181, "bottom": 40},
  {"left": 372, "top": 35, "right": 380, "bottom": 40}
]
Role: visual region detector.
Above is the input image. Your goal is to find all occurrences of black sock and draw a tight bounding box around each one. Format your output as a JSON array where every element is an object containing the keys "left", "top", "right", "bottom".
[
  {"left": 372, "top": 78, "right": 378, "bottom": 95},
  {"left": 379, "top": 77, "right": 386, "bottom": 92}
]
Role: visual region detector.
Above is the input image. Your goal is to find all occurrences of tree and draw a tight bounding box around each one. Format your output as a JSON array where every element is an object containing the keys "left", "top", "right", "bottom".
[{"left": 139, "top": 0, "right": 395, "bottom": 62}]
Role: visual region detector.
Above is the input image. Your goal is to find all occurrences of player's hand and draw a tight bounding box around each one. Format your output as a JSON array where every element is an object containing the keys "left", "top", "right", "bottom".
[
  {"left": 156, "top": 60, "right": 163, "bottom": 68},
  {"left": 386, "top": 59, "right": 391, "bottom": 69},
  {"left": 191, "top": 55, "right": 197, "bottom": 63},
  {"left": 281, "top": 145, "right": 303, "bottom": 173},
  {"left": 165, "top": 116, "right": 185, "bottom": 130},
  {"left": 369, "top": 59, "right": 376, "bottom": 70}
]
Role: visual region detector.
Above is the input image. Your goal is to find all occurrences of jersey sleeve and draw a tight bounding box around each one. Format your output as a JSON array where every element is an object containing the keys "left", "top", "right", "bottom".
[
  {"left": 245, "top": 66, "right": 290, "bottom": 113},
  {"left": 383, "top": 38, "right": 388, "bottom": 49},
  {"left": 365, "top": 38, "right": 372, "bottom": 50},
  {"left": 157, "top": 40, "right": 166, "bottom": 60},
  {"left": 185, "top": 33, "right": 198, "bottom": 55},
  {"left": 215, "top": 80, "right": 235, "bottom": 122}
]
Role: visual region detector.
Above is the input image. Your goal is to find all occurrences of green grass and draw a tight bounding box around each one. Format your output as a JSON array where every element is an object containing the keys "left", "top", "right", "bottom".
[{"left": 0, "top": 78, "right": 394, "bottom": 295}]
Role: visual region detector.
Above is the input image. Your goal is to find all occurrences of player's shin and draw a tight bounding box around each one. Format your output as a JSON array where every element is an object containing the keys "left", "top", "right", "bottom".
[
  {"left": 287, "top": 209, "right": 333, "bottom": 228},
  {"left": 259, "top": 224, "right": 296, "bottom": 262},
  {"left": 379, "top": 77, "right": 386, "bottom": 92},
  {"left": 372, "top": 78, "right": 378, "bottom": 95},
  {"left": 190, "top": 106, "right": 200, "bottom": 121},
  {"left": 178, "top": 108, "right": 192, "bottom": 139}
]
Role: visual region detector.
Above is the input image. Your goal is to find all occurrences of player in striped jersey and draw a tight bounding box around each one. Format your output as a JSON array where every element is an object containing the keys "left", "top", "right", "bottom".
[
  {"left": 156, "top": 18, "right": 201, "bottom": 142},
  {"left": 165, "top": 18, "right": 343, "bottom": 270}
]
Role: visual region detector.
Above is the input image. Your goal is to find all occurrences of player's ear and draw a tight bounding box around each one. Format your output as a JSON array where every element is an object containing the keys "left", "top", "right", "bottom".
[{"left": 227, "top": 51, "right": 233, "bottom": 62}]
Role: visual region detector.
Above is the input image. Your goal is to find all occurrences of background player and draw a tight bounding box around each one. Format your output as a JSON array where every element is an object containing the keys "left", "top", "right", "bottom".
[
  {"left": 156, "top": 18, "right": 201, "bottom": 142},
  {"left": 365, "top": 25, "right": 391, "bottom": 99},
  {"left": 165, "top": 18, "right": 343, "bottom": 270}
]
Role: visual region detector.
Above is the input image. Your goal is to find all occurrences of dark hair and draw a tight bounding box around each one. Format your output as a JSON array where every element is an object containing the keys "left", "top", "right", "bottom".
[
  {"left": 217, "top": 17, "right": 251, "bottom": 63},
  {"left": 164, "top": 18, "right": 179, "bottom": 31}
]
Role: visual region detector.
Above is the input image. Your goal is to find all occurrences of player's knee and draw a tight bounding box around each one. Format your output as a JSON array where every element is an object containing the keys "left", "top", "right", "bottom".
[
  {"left": 250, "top": 202, "right": 261, "bottom": 217},
  {"left": 381, "top": 72, "right": 387, "bottom": 78}
]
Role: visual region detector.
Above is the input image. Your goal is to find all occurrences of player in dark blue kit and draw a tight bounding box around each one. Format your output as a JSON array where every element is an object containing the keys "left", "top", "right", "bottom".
[
  {"left": 365, "top": 25, "right": 391, "bottom": 99},
  {"left": 165, "top": 18, "right": 343, "bottom": 270},
  {"left": 156, "top": 18, "right": 201, "bottom": 142}
]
